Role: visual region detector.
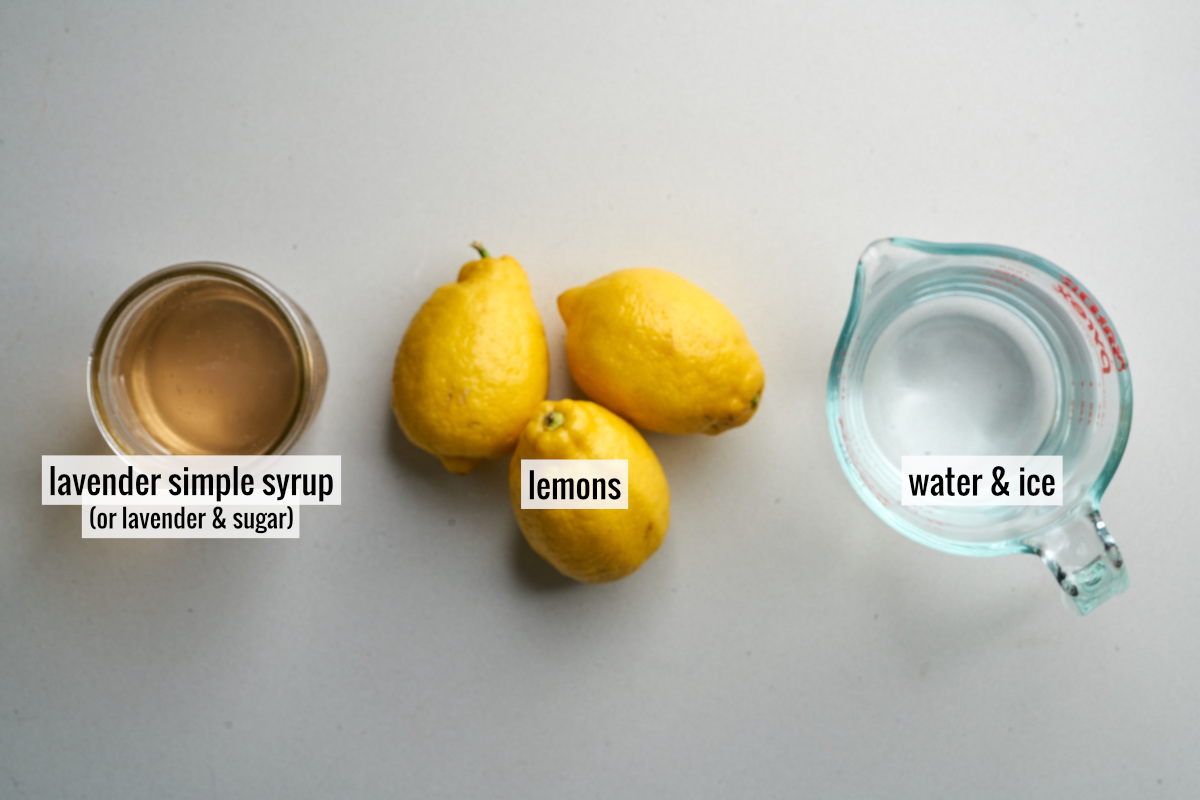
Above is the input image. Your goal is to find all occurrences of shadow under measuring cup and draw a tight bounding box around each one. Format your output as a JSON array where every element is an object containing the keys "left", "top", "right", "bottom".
[{"left": 827, "top": 238, "right": 1132, "bottom": 615}]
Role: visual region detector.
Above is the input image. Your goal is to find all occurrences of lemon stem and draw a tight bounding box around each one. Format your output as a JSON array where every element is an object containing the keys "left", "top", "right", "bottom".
[
  {"left": 470, "top": 241, "right": 490, "bottom": 259},
  {"left": 544, "top": 411, "right": 565, "bottom": 431}
]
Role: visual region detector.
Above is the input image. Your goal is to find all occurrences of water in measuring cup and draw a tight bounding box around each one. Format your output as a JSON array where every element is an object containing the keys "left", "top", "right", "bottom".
[{"left": 862, "top": 295, "right": 1058, "bottom": 465}]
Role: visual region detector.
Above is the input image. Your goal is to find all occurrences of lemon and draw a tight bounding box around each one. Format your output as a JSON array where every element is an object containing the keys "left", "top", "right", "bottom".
[
  {"left": 392, "top": 244, "right": 549, "bottom": 473},
  {"left": 509, "top": 399, "right": 670, "bottom": 583},
  {"left": 558, "top": 268, "right": 764, "bottom": 435}
]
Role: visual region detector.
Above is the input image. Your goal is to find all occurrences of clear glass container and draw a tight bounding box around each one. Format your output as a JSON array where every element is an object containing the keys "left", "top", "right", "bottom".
[
  {"left": 828, "top": 239, "right": 1132, "bottom": 614},
  {"left": 89, "top": 262, "right": 327, "bottom": 458}
]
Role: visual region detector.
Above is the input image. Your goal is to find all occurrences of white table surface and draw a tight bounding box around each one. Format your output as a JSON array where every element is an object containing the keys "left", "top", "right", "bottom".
[{"left": 2, "top": 1, "right": 1198, "bottom": 797}]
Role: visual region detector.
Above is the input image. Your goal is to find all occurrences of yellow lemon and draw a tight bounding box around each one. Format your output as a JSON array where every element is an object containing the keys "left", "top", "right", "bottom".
[
  {"left": 509, "top": 399, "right": 670, "bottom": 583},
  {"left": 558, "top": 268, "right": 764, "bottom": 435},
  {"left": 392, "top": 244, "right": 549, "bottom": 474}
]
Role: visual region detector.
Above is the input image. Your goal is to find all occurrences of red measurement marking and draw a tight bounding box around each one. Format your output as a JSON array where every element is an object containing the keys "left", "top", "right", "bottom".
[
  {"left": 986, "top": 264, "right": 1029, "bottom": 292},
  {"left": 1056, "top": 276, "right": 1127, "bottom": 373},
  {"left": 838, "top": 415, "right": 890, "bottom": 504}
]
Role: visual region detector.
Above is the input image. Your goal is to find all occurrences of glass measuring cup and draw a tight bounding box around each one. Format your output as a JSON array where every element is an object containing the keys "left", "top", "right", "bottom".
[{"left": 827, "top": 239, "right": 1132, "bottom": 614}]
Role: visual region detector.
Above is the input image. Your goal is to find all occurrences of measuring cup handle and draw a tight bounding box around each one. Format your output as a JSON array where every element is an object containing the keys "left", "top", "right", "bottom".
[{"left": 1031, "top": 509, "right": 1128, "bottom": 615}]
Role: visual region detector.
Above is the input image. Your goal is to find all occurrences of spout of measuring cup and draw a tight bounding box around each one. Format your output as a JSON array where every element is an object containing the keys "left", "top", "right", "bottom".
[
  {"left": 858, "top": 238, "right": 905, "bottom": 292},
  {"left": 834, "top": 239, "right": 927, "bottom": 344},
  {"left": 1029, "top": 509, "right": 1128, "bottom": 615},
  {"left": 855, "top": 238, "right": 934, "bottom": 294}
]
